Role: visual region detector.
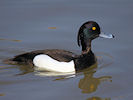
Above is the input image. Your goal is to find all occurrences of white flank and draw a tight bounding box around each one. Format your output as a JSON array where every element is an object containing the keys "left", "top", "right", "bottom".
[{"left": 33, "top": 54, "right": 75, "bottom": 73}]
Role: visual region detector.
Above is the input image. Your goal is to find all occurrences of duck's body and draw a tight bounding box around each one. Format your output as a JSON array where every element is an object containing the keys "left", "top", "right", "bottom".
[
  {"left": 11, "top": 49, "right": 76, "bottom": 65},
  {"left": 5, "top": 21, "right": 114, "bottom": 73},
  {"left": 7, "top": 49, "right": 96, "bottom": 72}
]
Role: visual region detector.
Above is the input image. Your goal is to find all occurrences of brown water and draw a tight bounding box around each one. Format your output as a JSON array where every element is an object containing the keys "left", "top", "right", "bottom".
[{"left": 0, "top": 0, "right": 133, "bottom": 100}]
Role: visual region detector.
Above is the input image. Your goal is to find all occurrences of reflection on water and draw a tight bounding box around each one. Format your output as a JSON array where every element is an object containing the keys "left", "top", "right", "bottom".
[
  {"left": 78, "top": 63, "right": 112, "bottom": 100},
  {"left": 0, "top": 93, "right": 5, "bottom": 96},
  {"left": 15, "top": 65, "right": 34, "bottom": 75},
  {"left": 35, "top": 70, "right": 75, "bottom": 77},
  {"left": 87, "top": 96, "right": 111, "bottom": 100},
  {"left": 79, "top": 63, "right": 112, "bottom": 94},
  {"left": 30, "top": 61, "right": 111, "bottom": 100},
  {"left": 0, "top": 38, "right": 21, "bottom": 42}
]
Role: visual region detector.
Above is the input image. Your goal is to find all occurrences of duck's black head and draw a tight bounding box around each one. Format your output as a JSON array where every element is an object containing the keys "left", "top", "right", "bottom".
[{"left": 77, "top": 21, "right": 114, "bottom": 52}]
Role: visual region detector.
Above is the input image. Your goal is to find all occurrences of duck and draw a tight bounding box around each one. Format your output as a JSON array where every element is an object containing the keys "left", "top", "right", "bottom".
[{"left": 5, "top": 21, "right": 114, "bottom": 73}]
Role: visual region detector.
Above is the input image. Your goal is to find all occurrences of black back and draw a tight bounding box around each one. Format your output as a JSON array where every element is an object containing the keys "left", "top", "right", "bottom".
[{"left": 10, "top": 49, "right": 77, "bottom": 65}]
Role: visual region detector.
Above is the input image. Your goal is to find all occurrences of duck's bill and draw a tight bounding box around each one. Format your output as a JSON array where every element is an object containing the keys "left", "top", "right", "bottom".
[{"left": 99, "top": 32, "right": 114, "bottom": 38}]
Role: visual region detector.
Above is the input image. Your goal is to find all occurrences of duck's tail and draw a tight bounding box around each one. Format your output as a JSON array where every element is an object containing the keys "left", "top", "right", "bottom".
[{"left": 3, "top": 58, "right": 18, "bottom": 65}]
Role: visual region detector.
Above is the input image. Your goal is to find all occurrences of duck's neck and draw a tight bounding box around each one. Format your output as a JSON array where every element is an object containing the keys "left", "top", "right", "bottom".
[{"left": 82, "top": 39, "right": 92, "bottom": 54}]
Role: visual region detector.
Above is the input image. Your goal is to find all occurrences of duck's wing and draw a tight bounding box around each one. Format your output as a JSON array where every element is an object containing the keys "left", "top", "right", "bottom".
[{"left": 4, "top": 49, "right": 78, "bottom": 65}]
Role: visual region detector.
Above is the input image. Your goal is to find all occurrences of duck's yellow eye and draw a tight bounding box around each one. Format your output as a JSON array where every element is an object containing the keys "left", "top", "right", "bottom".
[{"left": 92, "top": 27, "right": 96, "bottom": 31}]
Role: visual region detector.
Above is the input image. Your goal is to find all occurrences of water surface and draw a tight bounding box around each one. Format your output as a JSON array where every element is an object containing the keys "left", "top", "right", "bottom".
[{"left": 0, "top": 0, "right": 133, "bottom": 100}]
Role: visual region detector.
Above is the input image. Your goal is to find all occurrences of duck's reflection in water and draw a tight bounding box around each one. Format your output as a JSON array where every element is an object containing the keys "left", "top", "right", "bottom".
[
  {"left": 78, "top": 63, "right": 112, "bottom": 100},
  {"left": 16, "top": 61, "right": 112, "bottom": 100},
  {"left": 87, "top": 96, "right": 111, "bottom": 100},
  {"left": 78, "top": 63, "right": 112, "bottom": 94}
]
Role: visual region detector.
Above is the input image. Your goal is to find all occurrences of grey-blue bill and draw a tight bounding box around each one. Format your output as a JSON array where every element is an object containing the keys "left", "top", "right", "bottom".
[{"left": 99, "top": 32, "right": 114, "bottom": 38}]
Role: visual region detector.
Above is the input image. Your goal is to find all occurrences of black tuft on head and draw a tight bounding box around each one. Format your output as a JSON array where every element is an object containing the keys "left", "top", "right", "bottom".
[{"left": 77, "top": 21, "right": 101, "bottom": 48}]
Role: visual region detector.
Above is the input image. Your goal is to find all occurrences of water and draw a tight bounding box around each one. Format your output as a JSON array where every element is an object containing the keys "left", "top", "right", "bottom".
[{"left": 0, "top": 0, "right": 133, "bottom": 100}]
